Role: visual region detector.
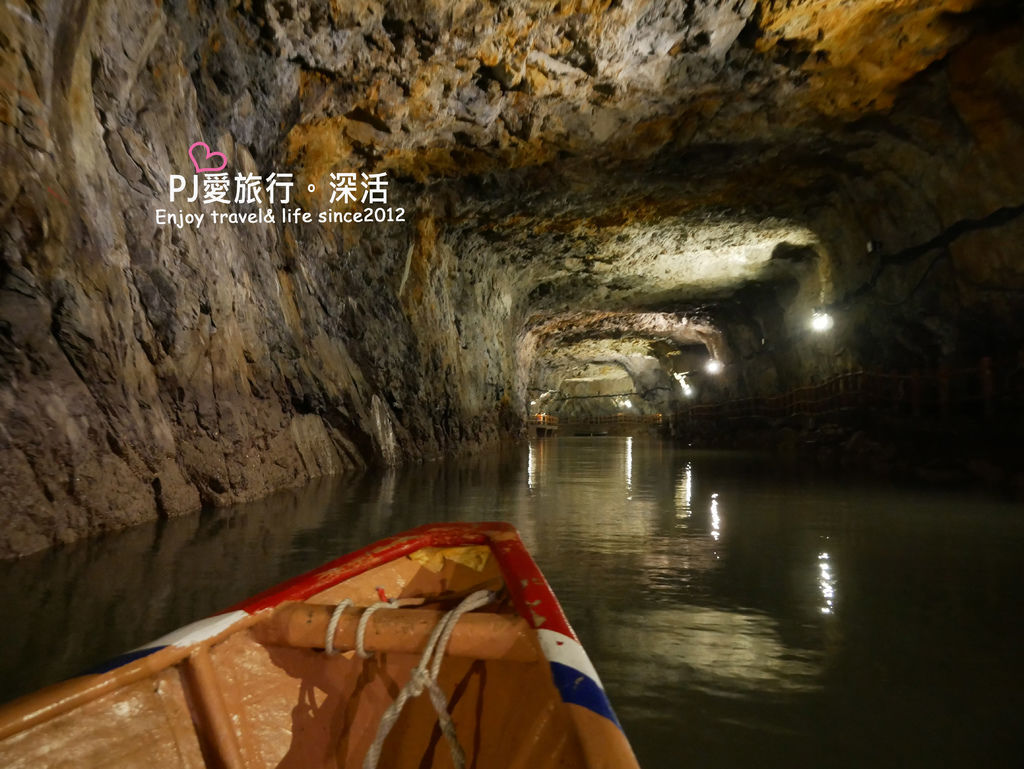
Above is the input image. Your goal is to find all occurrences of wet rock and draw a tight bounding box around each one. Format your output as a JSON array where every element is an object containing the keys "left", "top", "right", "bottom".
[{"left": 1, "top": 0, "right": 1023, "bottom": 556}]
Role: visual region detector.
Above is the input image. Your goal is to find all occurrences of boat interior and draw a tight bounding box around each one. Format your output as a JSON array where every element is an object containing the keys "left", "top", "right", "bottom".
[{"left": 0, "top": 543, "right": 621, "bottom": 768}]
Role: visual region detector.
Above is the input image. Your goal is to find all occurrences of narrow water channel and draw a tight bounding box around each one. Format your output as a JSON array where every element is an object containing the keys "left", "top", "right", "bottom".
[{"left": 2, "top": 437, "right": 1021, "bottom": 767}]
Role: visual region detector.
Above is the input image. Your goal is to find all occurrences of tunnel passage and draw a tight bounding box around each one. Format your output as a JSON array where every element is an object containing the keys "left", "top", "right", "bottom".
[
  {"left": 2, "top": 0, "right": 1024, "bottom": 555},
  {"left": 520, "top": 312, "right": 728, "bottom": 422}
]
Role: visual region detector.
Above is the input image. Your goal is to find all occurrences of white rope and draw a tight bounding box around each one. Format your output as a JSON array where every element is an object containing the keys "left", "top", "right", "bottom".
[
  {"left": 324, "top": 599, "right": 353, "bottom": 656},
  {"left": 325, "top": 596, "right": 423, "bottom": 658},
  {"left": 362, "top": 589, "right": 495, "bottom": 769},
  {"left": 355, "top": 600, "right": 400, "bottom": 659}
]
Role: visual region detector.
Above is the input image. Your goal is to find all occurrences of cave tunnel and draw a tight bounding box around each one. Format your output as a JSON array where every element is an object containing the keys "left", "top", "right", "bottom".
[{"left": 2, "top": 1, "right": 1024, "bottom": 767}]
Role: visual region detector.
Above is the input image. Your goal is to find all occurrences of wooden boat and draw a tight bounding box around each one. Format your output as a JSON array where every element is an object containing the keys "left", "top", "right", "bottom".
[{"left": 0, "top": 522, "right": 640, "bottom": 769}]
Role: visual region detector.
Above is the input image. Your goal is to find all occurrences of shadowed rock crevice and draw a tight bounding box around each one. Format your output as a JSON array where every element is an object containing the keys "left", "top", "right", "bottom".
[{"left": 840, "top": 202, "right": 1024, "bottom": 304}]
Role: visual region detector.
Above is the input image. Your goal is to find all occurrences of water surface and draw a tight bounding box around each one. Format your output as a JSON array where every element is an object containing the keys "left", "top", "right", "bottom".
[{"left": 2, "top": 437, "right": 1022, "bottom": 767}]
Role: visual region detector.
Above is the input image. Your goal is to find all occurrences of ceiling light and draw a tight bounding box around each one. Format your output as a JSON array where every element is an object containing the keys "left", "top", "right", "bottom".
[
  {"left": 673, "top": 372, "right": 694, "bottom": 397},
  {"left": 810, "top": 311, "right": 834, "bottom": 333}
]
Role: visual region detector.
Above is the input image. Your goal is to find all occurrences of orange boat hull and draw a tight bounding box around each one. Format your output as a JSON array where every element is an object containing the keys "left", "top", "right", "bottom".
[{"left": 0, "top": 522, "right": 640, "bottom": 769}]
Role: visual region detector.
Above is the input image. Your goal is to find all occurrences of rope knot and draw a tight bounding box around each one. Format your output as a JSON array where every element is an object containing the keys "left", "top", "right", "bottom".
[
  {"left": 362, "top": 589, "right": 495, "bottom": 769},
  {"left": 407, "top": 668, "right": 431, "bottom": 697}
]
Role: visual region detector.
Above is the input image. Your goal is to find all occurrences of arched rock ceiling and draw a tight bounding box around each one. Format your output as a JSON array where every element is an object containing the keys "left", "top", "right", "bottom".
[
  {"left": 529, "top": 338, "right": 664, "bottom": 392},
  {"left": 274, "top": 0, "right": 984, "bottom": 176},
  {"left": 521, "top": 311, "right": 721, "bottom": 352},
  {"left": 2, "top": 0, "right": 1021, "bottom": 556},
  {"left": 467, "top": 205, "right": 822, "bottom": 313},
  {"left": 268, "top": 0, "right": 1017, "bottom": 369},
  {"left": 521, "top": 310, "right": 723, "bottom": 391}
]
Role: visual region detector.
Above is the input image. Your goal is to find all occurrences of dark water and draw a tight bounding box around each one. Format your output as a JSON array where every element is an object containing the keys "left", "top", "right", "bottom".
[{"left": 2, "top": 437, "right": 1022, "bottom": 767}]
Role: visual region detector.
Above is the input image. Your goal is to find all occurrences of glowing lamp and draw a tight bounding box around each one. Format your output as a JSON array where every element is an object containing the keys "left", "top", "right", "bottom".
[
  {"left": 705, "top": 359, "right": 723, "bottom": 375},
  {"left": 810, "top": 311, "right": 834, "bottom": 333},
  {"left": 673, "top": 372, "right": 694, "bottom": 397}
]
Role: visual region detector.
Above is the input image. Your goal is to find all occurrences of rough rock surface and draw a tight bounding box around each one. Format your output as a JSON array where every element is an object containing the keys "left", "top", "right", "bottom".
[{"left": 2, "top": 0, "right": 1022, "bottom": 556}]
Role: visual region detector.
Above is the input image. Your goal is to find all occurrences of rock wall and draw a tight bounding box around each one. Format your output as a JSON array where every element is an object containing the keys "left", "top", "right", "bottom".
[
  {"left": 0, "top": 1, "right": 516, "bottom": 557},
  {"left": 795, "top": 21, "right": 1024, "bottom": 375},
  {"left": 2, "top": 0, "right": 1023, "bottom": 556}
]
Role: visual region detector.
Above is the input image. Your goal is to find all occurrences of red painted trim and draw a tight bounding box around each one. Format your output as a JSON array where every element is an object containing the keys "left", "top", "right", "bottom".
[
  {"left": 230, "top": 522, "right": 577, "bottom": 642},
  {"left": 488, "top": 531, "right": 576, "bottom": 640}
]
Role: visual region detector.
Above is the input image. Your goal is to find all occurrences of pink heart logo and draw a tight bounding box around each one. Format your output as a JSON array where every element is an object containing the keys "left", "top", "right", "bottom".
[{"left": 187, "top": 141, "right": 228, "bottom": 173}]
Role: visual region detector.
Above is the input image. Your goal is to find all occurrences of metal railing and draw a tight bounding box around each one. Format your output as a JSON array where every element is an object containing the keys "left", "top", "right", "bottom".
[
  {"left": 531, "top": 413, "right": 560, "bottom": 426},
  {"left": 675, "top": 356, "right": 1022, "bottom": 423},
  {"left": 528, "top": 356, "right": 1022, "bottom": 431},
  {"left": 529, "top": 413, "right": 664, "bottom": 427}
]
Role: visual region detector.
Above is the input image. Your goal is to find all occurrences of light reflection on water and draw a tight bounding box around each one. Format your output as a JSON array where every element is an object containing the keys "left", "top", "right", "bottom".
[
  {"left": 1, "top": 436, "right": 1023, "bottom": 768},
  {"left": 818, "top": 552, "right": 836, "bottom": 615},
  {"left": 675, "top": 461, "right": 693, "bottom": 518},
  {"left": 626, "top": 435, "right": 633, "bottom": 495},
  {"left": 609, "top": 606, "right": 824, "bottom": 694}
]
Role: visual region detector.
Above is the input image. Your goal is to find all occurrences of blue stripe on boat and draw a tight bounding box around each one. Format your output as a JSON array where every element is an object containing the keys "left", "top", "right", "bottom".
[
  {"left": 549, "top": 661, "right": 621, "bottom": 728},
  {"left": 85, "top": 645, "right": 167, "bottom": 675}
]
